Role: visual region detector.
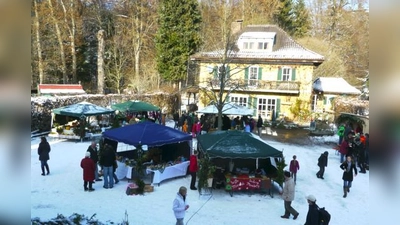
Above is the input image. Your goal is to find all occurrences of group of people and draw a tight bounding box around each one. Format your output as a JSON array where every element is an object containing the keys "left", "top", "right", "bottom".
[{"left": 80, "top": 141, "right": 120, "bottom": 192}]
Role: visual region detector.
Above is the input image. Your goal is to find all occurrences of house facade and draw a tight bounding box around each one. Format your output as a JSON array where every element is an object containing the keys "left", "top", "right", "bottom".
[{"left": 189, "top": 24, "right": 324, "bottom": 122}]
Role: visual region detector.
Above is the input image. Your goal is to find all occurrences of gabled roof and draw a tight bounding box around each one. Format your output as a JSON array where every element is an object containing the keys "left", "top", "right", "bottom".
[
  {"left": 313, "top": 77, "right": 361, "bottom": 95},
  {"left": 38, "top": 84, "right": 86, "bottom": 95},
  {"left": 191, "top": 25, "right": 324, "bottom": 63}
]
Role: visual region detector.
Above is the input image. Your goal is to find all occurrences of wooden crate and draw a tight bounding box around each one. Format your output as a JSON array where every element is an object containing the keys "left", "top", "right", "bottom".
[{"left": 144, "top": 184, "right": 154, "bottom": 192}]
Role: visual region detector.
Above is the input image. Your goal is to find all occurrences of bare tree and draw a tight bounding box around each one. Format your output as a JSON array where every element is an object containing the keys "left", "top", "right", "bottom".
[{"left": 33, "top": 0, "right": 44, "bottom": 84}]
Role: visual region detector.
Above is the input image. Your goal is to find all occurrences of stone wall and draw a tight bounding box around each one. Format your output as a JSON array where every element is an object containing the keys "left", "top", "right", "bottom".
[{"left": 31, "top": 93, "right": 180, "bottom": 132}]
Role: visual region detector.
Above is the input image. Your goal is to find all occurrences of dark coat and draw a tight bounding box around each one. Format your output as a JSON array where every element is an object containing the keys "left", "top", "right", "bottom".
[
  {"left": 340, "top": 161, "right": 357, "bottom": 181},
  {"left": 257, "top": 117, "right": 263, "bottom": 128},
  {"left": 318, "top": 153, "right": 328, "bottom": 167},
  {"left": 81, "top": 157, "right": 95, "bottom": 181},
  {"left": 304, "top": 203, "right": 319, "bottom": 225},
  {"left": 87, "top": 145, "right": 99, "bottom": 163},
  {"left": 38, "top": 141, "right": 51, "bottom": 161},
  {"left": 100, "top": 146, "right": 116, "bottom": 167}
]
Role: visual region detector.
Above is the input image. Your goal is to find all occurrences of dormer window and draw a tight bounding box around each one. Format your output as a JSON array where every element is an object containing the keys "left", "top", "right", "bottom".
[
  {"left": 258, "top": 42, "right": 268, "bottom": 50},
  {"left": 237, "top": 32, "right": 276, "bottom": 52}
]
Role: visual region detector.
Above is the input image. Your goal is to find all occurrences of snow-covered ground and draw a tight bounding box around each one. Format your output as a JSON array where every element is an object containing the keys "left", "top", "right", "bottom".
[{"left": 31, "top": 122, "right": 369, "bottom": 224}]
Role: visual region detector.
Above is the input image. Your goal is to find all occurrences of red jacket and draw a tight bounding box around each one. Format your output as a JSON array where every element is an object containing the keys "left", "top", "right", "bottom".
[
  {"left": 81, "top": 157, "right": 95, "bottom": 181},
  {"left": 189, "top": 155, "right": 198, "bottom": 173},
  {"left": 339, "top": 140, "right": 349, "bottom": 155}
]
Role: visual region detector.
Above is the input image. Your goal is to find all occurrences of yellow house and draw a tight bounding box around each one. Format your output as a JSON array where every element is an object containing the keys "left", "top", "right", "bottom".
[{"left": 189, "top": 24, "right": 324, "bottom": 122}]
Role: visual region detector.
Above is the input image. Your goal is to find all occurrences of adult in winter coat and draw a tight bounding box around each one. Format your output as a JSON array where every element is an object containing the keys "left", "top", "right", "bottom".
[
  {"left": 172, "top": 186, "right": 189, "bottom": 225},
  {"left": 304, "top": 195, "right": 319, "bottom": 225},
  {"left": 257, "top": 115, "right": 263, "bottom": 137},
  {"left": 339, "top": 131, "right": 354, "bottom": 163},
  {"left": 289, "top": 155, "right": 300, "bottom": 184},
  {"left": 280, "top": 171, "right": 299, "bottom": 220},
  {"left": 337, "top": 124, "right": 345, "bottom": 145},
  {"left": 100, "top": 144, "right": 116, "bottom": 189},
  {"left": 87, "top": 141, "right": 101, "bottom": 181},
  {"left": 316, "top": 151, "right": 328, "bottom": 179},
  {"left": 80, "top": 151, "right": 95, "bottom": 191},
  {"left": 38, "top": 137, "right": 51, "bottom": 176},
  {"left": 189, "top": 151, "right": 199, "bottom": 190},
  {"left": 340, "top": 156, "right": 357, "bottom": 198}
]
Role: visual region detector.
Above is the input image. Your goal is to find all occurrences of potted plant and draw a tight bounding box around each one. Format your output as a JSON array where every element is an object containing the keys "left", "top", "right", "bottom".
[{"left": 197, "top": 153, "right": 216, "bottom": 193}]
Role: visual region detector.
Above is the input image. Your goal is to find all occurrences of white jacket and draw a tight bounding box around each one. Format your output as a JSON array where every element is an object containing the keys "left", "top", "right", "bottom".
[
  {"left": 282, "top": 177, "right": 295, "bottom": 201},
  {"left": 173, "top": 193, "right": 188, "bottom": 219}
]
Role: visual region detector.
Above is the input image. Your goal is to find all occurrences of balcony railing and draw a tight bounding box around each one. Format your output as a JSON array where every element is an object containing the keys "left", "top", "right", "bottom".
[{"left": 208, "top": 79, "right": 300, "bottom": 93}]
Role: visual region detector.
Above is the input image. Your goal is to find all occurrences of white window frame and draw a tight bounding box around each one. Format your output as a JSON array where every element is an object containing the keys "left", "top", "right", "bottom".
[
  {"left": 282, "top": 67, "right": 291, "bottom": 81},
  {"left": 258, "top": 42, "right": 268, "bottom": 50},
  {"left": 259, "top": 98, "right": 276, "bottom": 119},
  {"left": 248, "top": 66, "right": 258, "bottom": 87},
  {"left": 243, "top": 42, "right": 249, "bottom": 49},
  {"left": 311, "top": 94, "right": 317, "bottom": 111},
  {"left": 230, "top": 96, "right": 248, "bottom": 107}
]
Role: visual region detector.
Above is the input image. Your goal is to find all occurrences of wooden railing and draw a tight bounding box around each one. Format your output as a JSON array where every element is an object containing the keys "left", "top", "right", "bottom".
[{"left": 208, "top": 79, "right": 300, "bottom": 93}]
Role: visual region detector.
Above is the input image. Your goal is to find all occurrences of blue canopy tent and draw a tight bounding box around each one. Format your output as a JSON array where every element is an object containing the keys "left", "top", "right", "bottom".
[{"left": 102, "top": 121, "right": 192, "bottom": 160}]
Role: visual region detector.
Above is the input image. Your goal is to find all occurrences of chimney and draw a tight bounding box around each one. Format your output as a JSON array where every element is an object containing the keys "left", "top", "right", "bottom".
[{"left": 231, "top": 19, "right": 243, "bottom": 35}]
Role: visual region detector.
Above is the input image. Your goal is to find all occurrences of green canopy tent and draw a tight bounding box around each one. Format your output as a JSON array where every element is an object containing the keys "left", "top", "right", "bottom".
[
  {"left": 111, "top": 100, "right": 160, "bottom": 113},
  {"left": 52, "top": 101, "right": 115, "bottom": 117},
  {"left": 197, "top": 130, "right": 283, "bottom": 174}
]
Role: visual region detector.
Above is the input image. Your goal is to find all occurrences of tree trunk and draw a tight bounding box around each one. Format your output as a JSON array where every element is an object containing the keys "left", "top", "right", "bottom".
[
  {"left": 48, "top": 0, "right": 67, "bottom": 83},
  {"left": 97, "top": 29, "right": 105, "bottom": 94},
  {"left": 33, "top": 0, "right": 44, "bottom": 84},
  {"left": 60, "top": 0, "right": 78, "bottom": 83}
]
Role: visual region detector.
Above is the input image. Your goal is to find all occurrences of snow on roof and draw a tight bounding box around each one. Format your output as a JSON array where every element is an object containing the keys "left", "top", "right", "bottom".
[
  {"left": 38, "top": 84, "right": 86, "bottom": 95},
  {"left": 313, "top": 77, "right": 361, "bottom": 95}
]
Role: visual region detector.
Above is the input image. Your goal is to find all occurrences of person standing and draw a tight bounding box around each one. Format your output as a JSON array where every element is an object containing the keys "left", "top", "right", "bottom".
[
  {"left": 173, "top": 186, "right": 189, "bottom": 225},
  {"left": 87, "top": 141, "right": 102, "bottom": 182},
  {"left": 316, "top": 151, "right": 328, "bottom": 179},
  {"left": 289, "top": 155, "right": 300, "bottom": 184},
  {"left": 257, "top": 115, "right": 263, "bottom": 137},
  {"left": 38, "top": 137, "right": 51, "bottom": 176},
  {"left": 99, "top": 144, "right": 116, "bottom": 189},
  {"left": 280, "top": 171, "right": 299, "bottom": 220},
  {"left": 340, "top": 156, "right": 358, "bottom": 198},
  {"left": 304, "top": 195, "right": 319, "bottom": 225},
  {"left": 337, "top": 123, "right": 345, "bottom": 145},
  {"left": 189, "top": 150, "right": 199, "bottom": 190},
  {"left": 339, "top": 132, "right": 353, "bottom": 163},
  {"left": 80, "top": 151, "right": 95, "bottom": 192}
]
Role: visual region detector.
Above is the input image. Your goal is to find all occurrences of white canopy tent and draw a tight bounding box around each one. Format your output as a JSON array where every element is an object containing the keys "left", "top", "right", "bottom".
[{"left": 197, "top": 102, "right": 254, "bottom": 116}]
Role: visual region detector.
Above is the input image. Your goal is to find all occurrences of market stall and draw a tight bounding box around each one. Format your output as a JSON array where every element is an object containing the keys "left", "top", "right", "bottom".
[
  {"left": 197, "top": 130, "right": 282, "bottom": 197},
  {"left": 102, "top": 122, "right": 192, "bottom": 186}
]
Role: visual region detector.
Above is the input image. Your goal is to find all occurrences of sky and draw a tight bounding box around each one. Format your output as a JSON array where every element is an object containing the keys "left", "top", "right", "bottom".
[{"left": 31, "top": 121, "right": 369, "bottom": 225}]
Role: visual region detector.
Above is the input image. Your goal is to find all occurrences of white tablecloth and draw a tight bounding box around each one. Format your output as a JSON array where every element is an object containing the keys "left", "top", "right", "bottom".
[
  {"left": 115, "top": 161, "right": 129, "bottom": 180},
  {"left": 146, "top": 161, "right": 190, "bottom": 185}
]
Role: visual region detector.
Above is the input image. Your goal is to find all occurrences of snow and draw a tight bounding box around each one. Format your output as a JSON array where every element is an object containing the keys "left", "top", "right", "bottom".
[{"left": 31, "top": 121, "right": 369, "bottom": 224}]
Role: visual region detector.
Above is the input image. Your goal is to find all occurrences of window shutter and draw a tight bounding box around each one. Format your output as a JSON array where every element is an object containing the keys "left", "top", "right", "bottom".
[
  {"left": 291, "top": 68, "right": 296, "bottom": 81},
  {"left": 213, "top": 66, "right": 218, "bottom": 79},
  {"left": 226, "top": 66, "right": 230, "bottom": 79},
  {"left": 245, "top": 67, "right": 249, "bottom": 80},
  {"left": 276, "top": 98, "right": 281, "bottom": 118},
  {"left": 277, "top": 68, "right": 282, "bottom": 80},
  {"left": 323, "top": 97, "right": 327, "bottom": 105},
  {"left": 252, "top": 97, "right": 257, "bottom": 116},
  {"left": 258, "top": 67, "right": 262, "bottom": 80}
]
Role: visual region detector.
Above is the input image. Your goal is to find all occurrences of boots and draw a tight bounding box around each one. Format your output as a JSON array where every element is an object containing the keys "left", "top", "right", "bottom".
[
  {"left": 45, "top": 165, "right": 50, "bottom": 175},
  {"left": 343, "top": 187, "right": 347, "bottom": 198},
  {"left": 88, "top": 181, "right": 95, "bottom": 192},
  {"left": 41, "top": 166, "right": 45, "bottom": 176}
]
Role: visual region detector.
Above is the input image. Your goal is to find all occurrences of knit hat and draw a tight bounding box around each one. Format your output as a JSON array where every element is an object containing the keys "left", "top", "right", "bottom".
[
  {"left": 306, "top": 195, "right": 316, "bottom": 202},
  {"left": 85, "top": 151, "right": 91, "bottom": 157}
]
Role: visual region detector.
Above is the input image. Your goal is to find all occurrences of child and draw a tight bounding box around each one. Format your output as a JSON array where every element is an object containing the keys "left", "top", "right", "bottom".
[
  {"left": 81, "top": 151, "right": 96, "bottom": 192},
  {"left": 289, "top": 155, "right": 300, "bottom": 184}
]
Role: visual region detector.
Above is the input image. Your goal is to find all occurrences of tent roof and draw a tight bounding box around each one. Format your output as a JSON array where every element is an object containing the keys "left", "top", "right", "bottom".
[
  {"left": 313, "top": 77, "right": 361, "bottom": 95},
  {"left": 111, "top": 100, "right": 160, "bottom": 113},
  {"left": 52, "top": 101, "right": 115, "bottom": 117},
  {"left": 102, "top": 121, "right": 192, "bottom": 147},
  {"left": 197, "top": 130, "right": 282, "bottom": 159},
  {"left": 197, "top": 102, "right": 254, "bottom": 115}
]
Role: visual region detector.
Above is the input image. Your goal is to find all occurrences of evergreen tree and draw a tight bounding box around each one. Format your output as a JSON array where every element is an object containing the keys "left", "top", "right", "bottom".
[
  {"left": 273, "top": 0, "right": 295, "bottom": 35},
  {"left": 292, "top": 0, "right": 311, "bottom": 38},
  {"left": 155, "top": 0, "right": 202, "bottom": 83}
]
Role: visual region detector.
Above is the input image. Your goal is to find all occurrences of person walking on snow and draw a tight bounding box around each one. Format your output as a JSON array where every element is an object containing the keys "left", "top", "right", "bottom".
[
  {"left": 280, "top": 171, "right": 299, "bottom": 220},
  {"left": 316, "top": 151, "right": 328, "bottom": 179},
  {"left": 173, "top": 186, "right": 189, "bottom": 225},
  {"left": 189, "top": 150, "right": 199, "bottom": 190},
  {"left": 289, "top": 155, "right": 300, "bottom": 184},
  {"left": 340, "top": 155, "right": 357, "bottom": 198},
  {"left": 304, "top": 195, "right": 319, "bottom": 225},
  {"left": 38, "top": 137, "right": 51, "bottom": 176}
]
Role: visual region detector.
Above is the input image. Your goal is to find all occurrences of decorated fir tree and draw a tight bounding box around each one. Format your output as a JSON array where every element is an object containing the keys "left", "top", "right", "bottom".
[{"left": 276, "top": 156, "right": 287, "bottom": 188}]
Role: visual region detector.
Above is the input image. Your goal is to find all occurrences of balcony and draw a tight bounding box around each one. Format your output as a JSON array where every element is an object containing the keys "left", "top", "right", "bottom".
[{"left": 208, "top": 79, "right": 300, "bottom": 94}]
